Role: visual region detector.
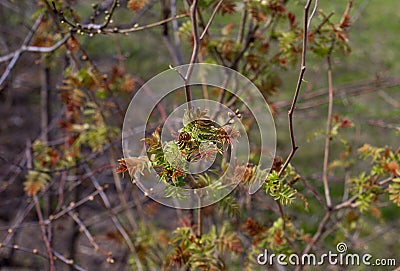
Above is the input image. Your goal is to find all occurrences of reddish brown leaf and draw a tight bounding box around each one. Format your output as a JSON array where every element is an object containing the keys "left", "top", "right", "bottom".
[
  {"left": 219, "top": 0, "right": 236, "bottom": 15},
  {"left": 127, "top": 0, "right": 148, "bottom": 11}
]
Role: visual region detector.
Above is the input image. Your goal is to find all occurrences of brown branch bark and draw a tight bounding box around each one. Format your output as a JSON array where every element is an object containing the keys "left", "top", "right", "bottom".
[
  {"left": 278, "top": 0, "right": 315, "bottom": 177},
  {"left": 34, "top": 196, "right": 55, "bottom": 271},
  {"left": 322, "top": 52, "right": 334, "bottom": 208},
  {"left": 0, "top": 14, "right": 44, "bottom": 88}
]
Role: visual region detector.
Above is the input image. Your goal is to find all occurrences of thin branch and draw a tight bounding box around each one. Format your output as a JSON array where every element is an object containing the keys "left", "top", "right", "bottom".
[
  {"left": 339, "top": 0, "right": 353, "bottom": 27},
  {"left": 181, "top": 0, "right": 223, "bottom": 108},
  {"left": 334, "top": 195, "right": 359, "bottom": 210},
  {"left": 307, "top": 0, "right": 318, "bottom": 29},
  {"left": 231, "top": 22, "right": 258, "bottom": 70},
  {"left": 0, "top": 202, "right": 35, "bottom": 252},
  {"left": 196, "top": 197, "right": 202, "bottom": 238},
  {"left": 0, "top": 14, "right": 45, "bottom": 88},
  {"left": 311, "top": 11, "right": 334, "bottom": 34},
  {"left": 83, "top": 165, "right": 144, "bottom": 271},
  {"left": 0, "top": 244, "right": 87, "bottom": 271},
  {"left": 236, "top": 3, "right": 247, "bottom": 44},
  {"left": 322, "top": 51, "right": 334, "bottom": 209},
  {"left": 108, "top": 150, "right": 138, "bottom": 231},
  {"left": 199, "top": 0, "right": 224, "bottom": 40},
  {"left": 294, "top": 212, "right": 331, "bottom": 271},
  {"left": 0, "top": 34, "right": 69, "bottom": 64},
  {"left": 51, "top": 1, "right": 187, "bottom": 35},
  {"left": 161, "top": 0, "right": 181, "bottom": 66},
  {"left": 368, "top": 120, "right": 399, "bottom": 130},
  {"left": 52, "top": 249, "right": 87, "bottom": 271},
  {"left": 378, "top": 89, "right": 400, "bottom": 108},
  {"left": 115, "top": 14, "right": 188, "bottom": 34},
  {"left": 46, "top": 189, "right": 103, "bottom": 222},
  {"left": 68, "top": 211, "right": 111, "bottom": 256},
  {"left": 274, "top": 76, "right": 400, "bottom": 110},
  {"left": 183, "top": 0, "right": 200, "bottom": 107},
  {"left": 50, "top": 0, "right": 118, "bottom": 31},
  {"left": 300, "top": 178, "right": 325, "bottom": 207},
  {"left": 40, "top": 64, "right": 50, "bottom": 143},
  {"left": 170, "top": 0, "right": 183, "bottom": 64},
  {"left": 101, "top": 0, "right": 119, "bottom": 29},
  {"left": 278, "top": 0, "right": 315, "bottom": 177},
  {"left": 34, "top": 196, "right": 55, "bottom": 271},
  {"left": 213, "top": 22, "right": 259, "bottom": 114}
]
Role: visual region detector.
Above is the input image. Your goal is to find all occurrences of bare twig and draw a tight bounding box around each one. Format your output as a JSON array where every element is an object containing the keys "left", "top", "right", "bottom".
[
  {"left": 51, "top": 1, "right": 187, "bottom": 35},
  {"left": 68, "top": 212, "right": 111, "bottom": 256},
  {"left": 196, "top": 198, "right": 202, "bottom": 238},
  {"left": 300, "top": 178, "right": 325, "bottom": 207},
  {"left": 40, "top": 64, "right": 50, "bottom": 143},
  {"left": 34, "top": 196, "right": 55, "bottom": 271},
  {"left": 0, "top": 202, "right": 35, "bottom": 253},
  {"left": 294, "top": 212, "right": 331, "bottom": 271},
  {"left": 108, "top": 151, "right": 138, "bottom": 231},
  {"left": 308, "top": 0, "right": 318, "bottom": 29},
  {"left": 334, "top": 195, "right": 359, "bottom": 210},
  {"left": 52, "top": 249, "right": 87, "bottom": 271},
  {"left": 181, "top": 0, "right": 224, "bottom": 107},
  {"left": 1, "top": 40, "right": 70, "bottom": 62},
  {"left": 83, "top": 165, "right": 144, "bottom": 271},
  {"left": 278, "top": 0, "right": 315, "bottom": 177},
  {"left": 0, "top": 244, "right": 87, "bottom": 271},
  {"left": 199, "top": 0, "right": 224, "bottom": 40},
  {"left": 0, "top": 14, "right": 45, "bottom": 88},
  {"left": 378, "top": 90, "right": 400, "bottom": 108},
  {"left": 0, "top": 35, "right": 70, "bottom": 75},
  {"left": 101, "top": 0, "right": 119, "bottom": 29},
  {"left": 274, "top": 77, "right": 400, "bottom": 110},
  {"left": 170, "top": 0, "right": 183, "bottom": 64},
  {"left": 311, "top": 11, "right": 334, "bottom": 34},
  {"left": 236, "top": 4, "right": 247, "bottom": 44},
  {"left": 46, "top": 189, "right": 103, "bottom": 222},
  {"left": 50, "top": 0, "right": 118, "bottom": 31},
  {"left": 322, "top": 51, "right": 334, "bottom": 208},
  {"left": 100, "top": 15, "right": 188, "bottom": 33},
  {"left": 182, "top": 0, "right": 200, "bottom": 107}
]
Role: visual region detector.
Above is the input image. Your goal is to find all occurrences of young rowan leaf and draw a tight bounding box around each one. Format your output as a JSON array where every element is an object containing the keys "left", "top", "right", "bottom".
[{"left": 24, "top": 170, "right": 51, "bottom": 197}]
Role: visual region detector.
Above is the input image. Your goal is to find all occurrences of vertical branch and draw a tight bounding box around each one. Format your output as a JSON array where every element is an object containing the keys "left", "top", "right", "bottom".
[
  {"left": 294, "top": 212, "right": 332, "bottom": 271},
  {"left": 199, "top": 0, "right": 224, "bottom": 40},
  {"left": 183, "top": 0, "right": 200, "bottom": 108},
  {"left": 161, "top": 0, "right": 181, "bottom": 66},
  {"left": 34, "top": 195, "right": 55, "bottom": 271},
  {"left": 183, "top": 0, "right": 223, "bottom": 108},
  {"left": 236, "top": 2, "right": 247, "bottom": 44},
  {"left": 40, "top": 60, "right": 52, "bottom": 239},
  {"left": 84, "top": 165, "right": 144, "bottom": 271},
  {"left": 40, "top": 61, "right": 50, "bottom": 143},
  {"left": 0, "top": 14, "right": 43, "bottom": 87},
  {"left": 26, "top": 140, "right": 54, "bottom": 270},
  {"left": 196, "top": 201, "right": 202, "bottom": 238},
  {"left": 322, "top": 52, "right": 334, "bottom": 208},
  {"left": 278, "top": 0, "right": 314, "bottom": 177},
  {"left": 171, "top": 0, "right": 184, "bottom": 64}
]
